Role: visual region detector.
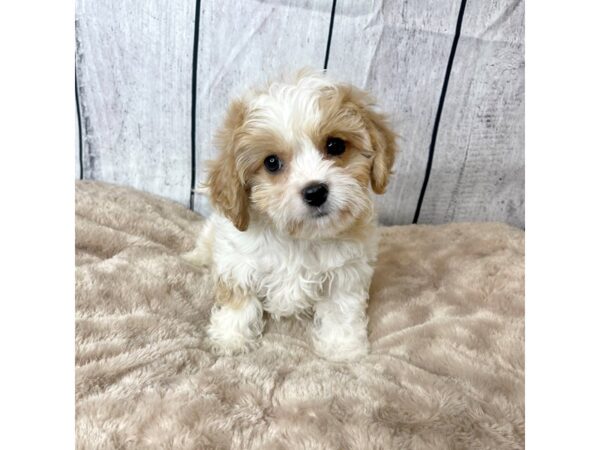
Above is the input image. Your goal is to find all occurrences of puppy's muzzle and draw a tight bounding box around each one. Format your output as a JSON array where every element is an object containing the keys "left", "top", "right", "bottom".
[{"left": 302, "top": 183, "right": 329, "bottom": 208}]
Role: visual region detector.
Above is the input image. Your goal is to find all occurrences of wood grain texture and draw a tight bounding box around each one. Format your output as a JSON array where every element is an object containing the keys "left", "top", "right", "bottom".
[
  {"left": 75, "top": 0, "right": 195, "bottom": 205},
  {"left": 193, "top": 0, "right": 333, "bottom": 216},
  {"left": 418, "top": 0, "right": 524, "bottom": 228},
  {"left": 326, "top": 0, "right": 463, "bottom": 225}
]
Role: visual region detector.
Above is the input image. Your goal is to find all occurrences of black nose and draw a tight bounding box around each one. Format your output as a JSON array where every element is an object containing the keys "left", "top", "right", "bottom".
[{"left": 302, "top": 183, "right": 329, "bottom": 207}]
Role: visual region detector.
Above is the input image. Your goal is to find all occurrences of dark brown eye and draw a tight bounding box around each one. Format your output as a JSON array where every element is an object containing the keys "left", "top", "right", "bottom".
[
  {"left": 326, "top": 137, "right": 346, "bottom": 156},
  {"left": 264, "top": 154, "right": 282, "bottom": 173}
]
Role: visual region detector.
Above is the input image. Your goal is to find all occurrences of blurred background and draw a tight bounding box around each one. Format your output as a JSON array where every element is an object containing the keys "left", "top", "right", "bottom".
[{"left": 75, "top": 0, "right": 524, "bottom": 228}]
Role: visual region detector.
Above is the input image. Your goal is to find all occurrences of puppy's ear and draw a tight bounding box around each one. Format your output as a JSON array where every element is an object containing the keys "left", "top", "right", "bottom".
[
  {"left": 342, "top": 87, "right": 398, "bottom": 194},
  {"left": 363, "top": 107, "right": 397, "bottom": 194},
  {"left": 206, "top": 99, "right": 250, "bottom": 231}
]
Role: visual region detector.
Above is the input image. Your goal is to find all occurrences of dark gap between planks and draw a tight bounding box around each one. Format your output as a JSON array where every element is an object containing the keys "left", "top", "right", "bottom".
[
  {"left": 323, "top": 0, "right": 337, "bottom": 70},
  {"left": 412, "top": 0, "right": 468, "bottom": 224},
  {"left": 189, "top": 0, "right": 202, "bottom": 210},
  {"left": 75, "top": 68, "right": 84, "bottom": 180}
]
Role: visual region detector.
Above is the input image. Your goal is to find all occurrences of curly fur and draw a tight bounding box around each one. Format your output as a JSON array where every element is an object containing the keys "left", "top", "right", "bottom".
[{"left": 202, "top": 71, "right": 397, "bottom": 360}]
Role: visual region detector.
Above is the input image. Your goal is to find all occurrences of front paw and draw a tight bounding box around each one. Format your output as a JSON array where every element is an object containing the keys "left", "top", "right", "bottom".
[
  {"left": 205, "top": 302, "right": 264, "bottom": 356},
  {"left": 205, "top": 328, "right": 259, "bottom": 356},
  {"left": 312, "top": 330, "right": 370, "bottom": 362}
]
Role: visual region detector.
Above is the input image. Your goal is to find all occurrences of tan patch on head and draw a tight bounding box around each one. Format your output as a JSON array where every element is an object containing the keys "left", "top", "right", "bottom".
[
  {"left": 237, "top": 128, "right": 292, "bottom": 177},
  {"left": 207, "top": 98, "right": 298, "bottom": 231},
  {"left": 244, "top": 135, "right": 294, "bottom": 220},
  {"left": 313, "top": 84, "right": 398, "bottom": 194}
]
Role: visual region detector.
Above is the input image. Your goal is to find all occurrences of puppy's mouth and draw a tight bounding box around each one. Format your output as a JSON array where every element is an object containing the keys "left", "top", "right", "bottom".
[{"left": 310, "top": 208, "right": 329, "bottom": 219}]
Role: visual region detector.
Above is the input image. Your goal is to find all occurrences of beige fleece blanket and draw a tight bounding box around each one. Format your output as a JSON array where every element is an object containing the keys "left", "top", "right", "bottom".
[{"left": 75, "top": 180, "right": 524, "bottom": 449}]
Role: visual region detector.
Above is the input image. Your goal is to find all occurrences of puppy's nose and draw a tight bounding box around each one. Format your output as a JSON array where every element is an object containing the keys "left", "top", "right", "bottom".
[{"left": 302, "top": 183, "right": 329, "bottom": 207}]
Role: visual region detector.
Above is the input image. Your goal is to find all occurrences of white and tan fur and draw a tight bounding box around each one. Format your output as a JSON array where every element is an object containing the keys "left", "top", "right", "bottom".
[{"left": 187, "top": 70, "right": 397, "bottom": 361}]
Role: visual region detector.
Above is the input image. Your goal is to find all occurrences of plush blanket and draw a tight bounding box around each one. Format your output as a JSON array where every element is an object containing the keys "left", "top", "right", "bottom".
[{"left": 75, "top": 180, "right": 524, "bottom": 449}]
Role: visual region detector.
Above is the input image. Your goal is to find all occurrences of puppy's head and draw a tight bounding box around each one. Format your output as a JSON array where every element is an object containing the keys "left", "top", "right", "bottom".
[{"left": 206, "top": 70, "right": 397, "bottom": 239}]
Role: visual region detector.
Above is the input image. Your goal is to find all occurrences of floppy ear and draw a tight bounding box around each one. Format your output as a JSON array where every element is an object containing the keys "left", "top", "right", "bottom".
[
  {"left": 206, "top": 99, "right": 250, "bottom": 231},
  {"left": 363, "top": 107, "right": 398, "bottom": 194},
  {"left": 342, "top": 87, "right": 398, "bottom": 194}
]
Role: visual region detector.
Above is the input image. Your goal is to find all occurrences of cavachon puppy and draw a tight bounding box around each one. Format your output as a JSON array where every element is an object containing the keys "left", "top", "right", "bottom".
[{"left": 186, "top": 70, "right": 397, "bottom": 361}]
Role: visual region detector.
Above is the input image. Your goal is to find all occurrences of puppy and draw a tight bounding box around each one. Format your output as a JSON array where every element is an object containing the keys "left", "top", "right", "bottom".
[{"left": 191, "top": 70, "right": 397, "bottom": 361}]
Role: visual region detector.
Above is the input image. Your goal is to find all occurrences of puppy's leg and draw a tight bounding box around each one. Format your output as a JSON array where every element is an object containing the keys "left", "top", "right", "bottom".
[
  {"left": 206, "top": 278, "right": 264, "bottom": 355},
  {"left": 312, "top": 264, "right": 372, "bottom": 361}
]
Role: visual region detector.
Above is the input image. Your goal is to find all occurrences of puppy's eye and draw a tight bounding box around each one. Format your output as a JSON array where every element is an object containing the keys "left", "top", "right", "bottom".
[
  {"left": 326, "top": 137, "right": 346, "bottom": 156},
  {"left": 264, "top": 154, "right": 282, "bottom": 173}
]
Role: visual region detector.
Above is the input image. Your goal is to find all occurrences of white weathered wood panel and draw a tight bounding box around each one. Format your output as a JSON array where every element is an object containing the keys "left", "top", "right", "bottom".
[
  {"left": 326, "top": 0, "right": 463, "bottom": 225},
  {"left": 419, "top": 0, "right": 524, "bottom": 227},
  {"left": 75, "top": 0, "right": 195, "bottom": 205},
  {"left": 193, "top": 0, "right": 333, "bottom": 216}
]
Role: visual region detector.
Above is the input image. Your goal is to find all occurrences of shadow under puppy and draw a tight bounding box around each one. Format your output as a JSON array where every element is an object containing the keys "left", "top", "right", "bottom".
[{"left": 187, "top": 70, "right": 397, "bottom": 361}]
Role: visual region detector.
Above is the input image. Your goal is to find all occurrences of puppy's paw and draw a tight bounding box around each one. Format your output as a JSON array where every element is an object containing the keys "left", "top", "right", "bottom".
[
  {"left": 205, "top": 330, "right": 259, "bottom": 356},
  {"left": 312, "top": 333, "right": 370, "bottom": 362},
  {"left": 205, "top": 300, "right": 264, "bottom": 356}
]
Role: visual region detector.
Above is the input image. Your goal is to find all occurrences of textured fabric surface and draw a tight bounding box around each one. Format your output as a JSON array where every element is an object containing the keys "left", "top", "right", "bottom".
[{"left": 75, "top": 180, "right": 524, "bottom": 449}]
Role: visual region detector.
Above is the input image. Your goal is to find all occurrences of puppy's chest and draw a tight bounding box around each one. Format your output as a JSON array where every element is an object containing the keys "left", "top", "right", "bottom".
[{"left": 245, "top": 241, "right": 361, "bottom": 317}]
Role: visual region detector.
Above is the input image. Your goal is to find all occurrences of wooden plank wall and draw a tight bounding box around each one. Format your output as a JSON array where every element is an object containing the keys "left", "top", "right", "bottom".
[
  {"left": 75, "top": 0, "right": 194, "bottom": 205},
  {"left": 418, "top": 0, "right": 525, "bottom": 227},
  {"left": 76, "top": 0, "right": 525, "bottom": 228}
]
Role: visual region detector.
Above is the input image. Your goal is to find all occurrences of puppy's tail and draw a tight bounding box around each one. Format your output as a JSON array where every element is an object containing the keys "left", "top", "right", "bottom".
[{"left": 181, "top": 219, "right": 214, "bottom": 268}]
